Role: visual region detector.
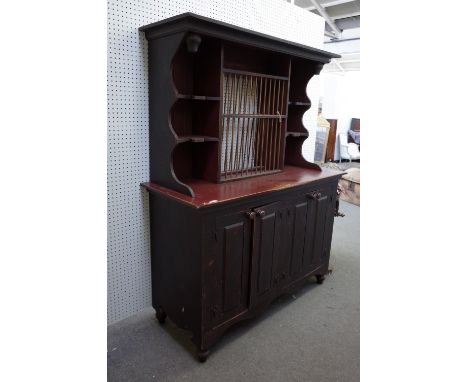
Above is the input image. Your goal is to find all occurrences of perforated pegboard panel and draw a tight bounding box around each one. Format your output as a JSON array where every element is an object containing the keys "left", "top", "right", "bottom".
[{"left": 107, "top": 0, "right": 325, "bottom": 324}]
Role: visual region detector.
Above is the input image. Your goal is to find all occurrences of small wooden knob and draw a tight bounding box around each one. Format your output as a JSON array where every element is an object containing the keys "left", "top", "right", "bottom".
[
  {"left": 307, "top": 191, "right": 322, "bottom": 200},
  {"left": 245, "top": 211, "right": 256, "bottom": 220}
]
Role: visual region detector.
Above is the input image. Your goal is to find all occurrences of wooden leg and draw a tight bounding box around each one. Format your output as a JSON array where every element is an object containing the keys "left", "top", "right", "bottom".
[
  {"left": 197, "top": 349, "right": 210, "bottom": 363},
  {"left": 316, "top": 274, "right": 325, "bottom": 284},
  {"left": 155, "top": 306, "right": 167, "bottom": 324}
]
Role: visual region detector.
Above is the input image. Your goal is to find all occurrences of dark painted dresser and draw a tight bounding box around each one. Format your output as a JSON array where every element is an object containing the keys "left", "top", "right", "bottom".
[{"left": 140, "top": 13, "right": 344, "bottom": 362}]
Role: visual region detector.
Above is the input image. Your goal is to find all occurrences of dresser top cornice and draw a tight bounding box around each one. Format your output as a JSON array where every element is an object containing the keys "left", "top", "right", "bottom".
[{"left": 139, "top": 12, "right": 340, "bottom": 63}]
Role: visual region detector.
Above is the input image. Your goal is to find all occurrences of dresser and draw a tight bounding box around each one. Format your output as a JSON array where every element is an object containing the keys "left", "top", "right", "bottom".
[{"left": 140, "top": 13, "right": 344, "bottom": 362}]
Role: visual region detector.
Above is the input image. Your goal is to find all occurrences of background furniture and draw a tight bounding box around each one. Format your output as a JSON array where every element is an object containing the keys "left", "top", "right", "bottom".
[
  {"left": 339, "top": 133, "right": 360, "bottom": 162},
  {"left": 348, "top": 117, "right": 360, "bottom": 146},
  {"left": 339, "top": 168, "right": 360, "bottom": 206},
  {"left": 140, "top": 13, "right": 343, "bottom": 362},
  {"left": 350, "top": 118, "right": 360, "bottom": 132},
  {"left": 325, "top": 118, "right": 337, "bottom": 162},
  {"left": 314, "top": 114, "right": 330, "bottom": 163}
]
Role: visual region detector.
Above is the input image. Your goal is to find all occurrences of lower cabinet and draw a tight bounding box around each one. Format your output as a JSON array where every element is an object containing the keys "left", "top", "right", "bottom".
[
  {"left": 148, "top": 179, "right": 339, "bottom": 361},
  {"left": 203, "top": 183, "right": 337, "bottom": 334}
]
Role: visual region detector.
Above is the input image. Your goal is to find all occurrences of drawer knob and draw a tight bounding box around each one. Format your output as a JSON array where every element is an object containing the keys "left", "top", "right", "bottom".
[
  {"left": 307, "top": 191, "right": 322, "bottom": 200},
  {"left": 245, "top": 211, "right": 256, "bottom": 220},
  {"left": 256, "top": 210, "right": 266, "bottom": 217}
]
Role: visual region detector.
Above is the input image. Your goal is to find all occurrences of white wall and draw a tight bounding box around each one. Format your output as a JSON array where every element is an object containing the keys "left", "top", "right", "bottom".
[
  {"left": 107, "top": 0, "right": 326, "bottom": 324},
  {"left": 320, "top": 71, "right": 361, "bottom": 160}
]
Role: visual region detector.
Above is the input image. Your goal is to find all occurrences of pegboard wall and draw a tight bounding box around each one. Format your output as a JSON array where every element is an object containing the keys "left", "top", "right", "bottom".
[{"left": 107, "top": 0, "right": 325, "bottom": 324}]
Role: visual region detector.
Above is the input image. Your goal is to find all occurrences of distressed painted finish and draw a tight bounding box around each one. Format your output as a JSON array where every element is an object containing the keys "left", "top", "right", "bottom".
[{"left": 140, "top": 14, "right": 343, "bottom": 361}]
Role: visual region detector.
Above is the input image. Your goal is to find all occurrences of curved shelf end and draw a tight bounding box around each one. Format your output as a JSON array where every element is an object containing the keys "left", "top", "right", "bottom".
[{"left": 285, "top": 135, "right": 322, "bottom": 172}]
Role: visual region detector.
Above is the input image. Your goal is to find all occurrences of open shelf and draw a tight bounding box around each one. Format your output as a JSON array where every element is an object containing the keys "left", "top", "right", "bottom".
[
  {"left": 286, "top": 104, "right": 309, "bottom": 135},
  {"left": 176, "top": 94, "right": 221, "bottom": 101},
  {"left": 286, "top": 131, "right": 308, "bottom": 137},
  {"left": 172, "top": 141, "right": 219, "bottom": 183},
  {"left": 176, "top": 135, "right": 219, "bottom": 143},
  {"left": 288, "top": 101, "right": 311, "bottom": 107},
  {"left": 172, "top": 36, "right": 221, "bottom": 97},
  {"left": 171, "top": 99, "right": 219, "bottom": 138},
  {"left": 289, "top": 58, "right": 316, "bottom": 104}
]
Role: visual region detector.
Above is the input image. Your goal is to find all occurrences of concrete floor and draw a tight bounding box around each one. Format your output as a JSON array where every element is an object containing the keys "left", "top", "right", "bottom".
[
  {"left": 108, "top": 200, "right": 360, "bottom": 382},
  {"left": 321, "top": 161, "right": 360, "bottom": 171}
]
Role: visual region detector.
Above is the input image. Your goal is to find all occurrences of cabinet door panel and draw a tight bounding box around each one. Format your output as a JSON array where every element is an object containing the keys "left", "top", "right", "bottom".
[
  {"left": 290, "top": 201, "right": 308, "bottom": 276},
  {"left": 250, "top": 201, "right": 283, "bottom": 305},
  {"left": 275, "top": 207, "right": 293, "bottom": 286},
  {"left": 204, "top": 211, "right": 251, "bottom": 328},
  {"left": 309, "top": 194, "right": 328, "bottom": 270},
  {"left": 256, "top": 212, "right": 276, "bottom": 294},
  {"left": 223, "top": 221, "right": 248, "bottom": 312},
  {"left": 305, "top": 195, "right": 332, "bottom": 271},
  {"left": 321, "top": 192, "right": 337, "bottom": 269}
]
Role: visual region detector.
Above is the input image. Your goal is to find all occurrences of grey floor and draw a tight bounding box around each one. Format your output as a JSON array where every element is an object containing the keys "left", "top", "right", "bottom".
[
  {"left": 108, "top": 200, "right": 359, "bottom": 382},
  {"left": 321, "top": 161, "right": 360, "bottom": 171}
]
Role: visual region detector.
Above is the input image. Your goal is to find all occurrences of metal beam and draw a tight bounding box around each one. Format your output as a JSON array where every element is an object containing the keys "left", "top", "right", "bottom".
[
  {"left": 304, "top": 0, "right": 355, "bottom": 10},
  {"left": 336, "top": 58, "right": 360, "bottom": 63},
  {"left": 333, "top": 59, "right": 345, "bottom": 73},
  {"left": 334, "top": 16, "right": 360, "bottom": 30},
  {"left": 329, "top": 11, "right": 360, "bottom": 20},
  {"left": 309, "top": 0, "right": 342, "bottom": 38},
  {"left": 323, "top": 59, "right": 346, "bottom": 75},
  {"left": 324, "top": 37, "right": 359, "bottom": 43}
]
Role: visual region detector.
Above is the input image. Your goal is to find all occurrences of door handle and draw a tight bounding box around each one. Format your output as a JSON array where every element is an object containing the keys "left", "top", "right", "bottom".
[
  {"left": 245, "top": 211, "right": 256, "bottom": 220},
  {"left": 307, "top": 191, "right": 322, "bottom": 200},
  {"left": 245, "top": 210, "right": 266, "bottom": 219}
]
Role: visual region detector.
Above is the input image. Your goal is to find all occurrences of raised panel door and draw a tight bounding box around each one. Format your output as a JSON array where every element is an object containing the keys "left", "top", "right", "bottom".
[
  {"left": 204, "top": 211, "right": 251, "bottom": 328},
  {"left": 303, "top": 190, "right": 334, "bottom": 272},
  {"left": 250, "top": 201, "right": 284, "bottom": 306}
]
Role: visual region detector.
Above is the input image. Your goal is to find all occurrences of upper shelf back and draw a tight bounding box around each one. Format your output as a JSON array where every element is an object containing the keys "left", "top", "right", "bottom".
[
  {"left": 172, "top": 36, "right": 221, "bottom": 97},
  {"left": 223, "top": 42, "right": 290, "bottom": 78}
]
